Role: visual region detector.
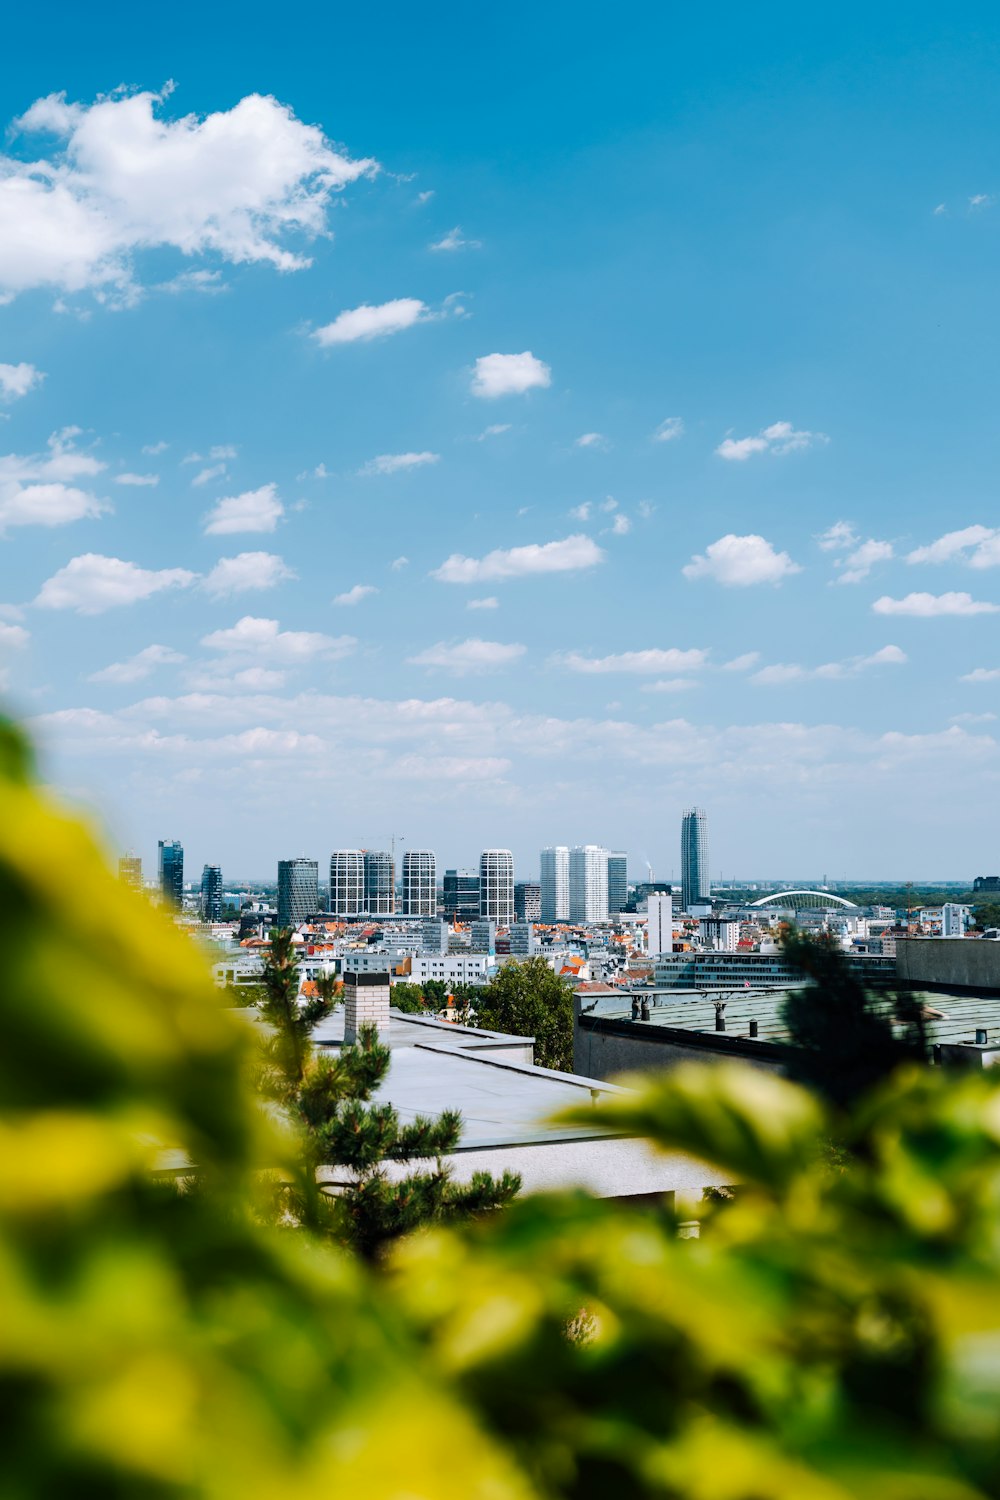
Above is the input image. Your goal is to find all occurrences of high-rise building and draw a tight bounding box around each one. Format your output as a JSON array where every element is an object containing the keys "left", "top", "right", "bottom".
[
  {"left": 509, "top": 921, "right": 537, "bottom": 956},
  {"left": 363, "top": 850, "right": 395, "bottom": 917},
  {"left": 118, "top": 853, "right": 142, "bottom": 891},
  {"left": 681, "top": 807, "right": 710, "bottom": 911},
  {"left": 402, "top": 849, "right": 436, "bottom": 916},
  {"left": 329, "top": 850, "right": 365, "bottom": 916},
  {"left": 200, "top": 864, "right": 222, "bottom": 921},
  {"left": 607, "top": 852, "right": 628, "bottom": 916},
  {"left": 540, "top": 846, "right": 569, "bottom": 923},
  {"left": 569, "top": 845, "right": 609, "bottom": 923},
  {"left": 442, "top": 868, "right": 480, "bottom": 921},
  {"left": 647, "top": 892, "right": 673, "bottom": 956},
  {"left": 470, "top": 918, "right": 497, "bottom": 953},
  {"left": 277, "top": 858, "right": 318, "bottom": 929},
  {"left": 514, "top": 881, "right": 541, "bottom": 922},
  {"left": 158, "top": 840, "right": 184, "bottom": 909},
  {"left": 479, "top": 849, "right": 514, "bottom": 925}
]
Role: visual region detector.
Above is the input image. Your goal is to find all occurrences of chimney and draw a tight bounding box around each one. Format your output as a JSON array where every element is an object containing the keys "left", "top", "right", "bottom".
[
  {"left": 976, "top": 1028, "right": 988, "bottom": 1046},
  {"left": 344, "top": 971, "right": 392, "bottom": 1044}
]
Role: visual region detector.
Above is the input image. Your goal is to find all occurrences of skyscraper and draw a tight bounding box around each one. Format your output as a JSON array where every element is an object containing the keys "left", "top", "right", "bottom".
[
  {"left": 363, "top": 850, "right": 394, "bottom": 917},
  {"left": 569, "top": 845, "right": 609, "bottom": 923},
  {"left": 329, "top": 850, "right": 365, "bottom": 916},
  {"left": 402, "top": 849, "right": 436, "bottom": 916},
  {"left": 277, "top": 858, "right": 318, "bottom": 929},
  {"left": 647, "top": 892, "right": 673, "bottom": 956},
  {"left": 540, "top": 846, "right": 569, "bottom": 923},
  {"left": 479, "top": 849, "right": 514, "bottom": 925},
  {"left": 158, "top": 840, "right": 184, "bottom": 909},
  {"left": 607, "top": 852, "right": 628, "bottom": 916},
  {"left": 118, "top": 853, "right": 142, "bottom": 891},
  {"left": 442, "top": 868, "right": 480, "bottom": 921},
  {"left": 681, "top": 807, "right": 710, "bottom": 911},
  {"left": 200, "top": 864, "right": 222, "bottom": 921}
]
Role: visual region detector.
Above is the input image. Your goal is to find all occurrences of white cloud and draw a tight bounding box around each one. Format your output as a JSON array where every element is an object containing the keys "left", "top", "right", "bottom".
[
  {"left": 467, "top": 596, "right": 498, "bottom": 610},
  {"left": 610, "top": 513, "right": 631, "bottom": 536},
  {"left": 0, "top": 362, "right": 43, "bottom": 400},
  {"left": 970, "top": 193, "right": 992, "bottom": 208},
  {"left": 0, "top": 482, "right": 108, "bottom": 531},
  {"left": 471, "top": 351, "right": 551, "bottom": 399},
  {"left": 960, "top": 667, "right": 1000, "bottom": 683},
  {"left": 652, "top": 416, "right": 684, "bottom": 443},
  {"left": 203, "top": 551, "right": 294, "bottom": 596},
  {"left": 35, "top": 553, "right": 196, "bottom": 613},
  {"left": 576, "top": 432, "right": 607, "bottom": 449},
  {"left": 952, "top": 710, "right": 998, "bottom": 721},
  {"left": 429, "top": 226, "right": 481, "bottom": 252},
  {"left": 0, "top": 89, "right": 376, "bottom": 302},
  {"left": 360, "top": 450, "right": 439, "bottom": 476},
  {"left": 416, "top": 190, "right": 435, "bottom": 205},
  {"left": 201, "top": 615, "right": 355, "bottom": 662},
  {"left": 191, "top": 463, "right": 227, "bottom": 487},
  {"left": 558, "top": 648, "right": 707, "bottom": 675},
  {"left": 836, "top": 538, "right": 894, "bottom": 584},
  {"left": 115, "top": 471, "right": 159, "bottom": 487},
  {"left": 88, "top": 643, "right": 185, "bottom": 683},
  {"left": 408, "top": 638, "right": 526, "bottom": 673},
  {"left": 0, "top": 621, "right": 29, "bottom": 649},
  {"left": 475, "top": 423, "right": 511, "bottom": 441},
  {"left": 0, "top": 428, "right": 105, "bottom": 485},
  {"left": 142, "top": 440, "right": 168, "bottom": 455},
  {"left": 933, "top": 203, "right": 948, "bottom": 216},
  {"left": 906, "top": 525, "right": 1000, "bottom": 569},
  {"left": 203, "top": 482, "right": 283, "bottom": 534},
  {"left": 717, "top": 420, "right": 829, "bottom": 461},
  {"left": 817, "top": 520, "right": 859, "bottom": 552},
  {"left": 312, "top": 297, "right": 426, "bottom": 346},
  {"left": 640, "top": 678, "right": 698, "bottom": 694},
  {"left": 155, "top": 268, "right": 226, "bottom": 295},
  {"left": 183, "top": 444, "right": 236, "bottom": 464},
  {"left": 637, "top": 500, "right": 655, "bottom": 519},
  {"left": 333, "top": 583, "right": 378, "bottom": 606},
  {"left": 751, "top": 645, "right": 907, "bottom": 686},
  {"left": 569, "top": 502, "right": 591, "bottom": 521},
  {"left": 873, "top": 592, "right": 1000, "bottom": 617},
  {"left": 432, "top": 533, "right": 604, "bottom": 583},
  {"left": 390, "top": 556, "right": 409, "bottom": 570},
  {"left": 722, "top": 652, "right": 761, "bottom": 672},
  {"left": 683, "top": 533, "right": 801, "bottom": 587}
]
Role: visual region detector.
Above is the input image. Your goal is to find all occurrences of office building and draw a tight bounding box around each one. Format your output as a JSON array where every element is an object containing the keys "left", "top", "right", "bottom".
[
  {"left": 363, "top": 850, "right": 394, "bottom": 917},
  {"left": 158, "top": 840, "right": 184, "bottom": 909},
  {"left": 569, "top": 845, "right": 609, "bottom": 923},
  {"left": 514, "top": 881, "right": 542, "bottom": 922},
  {"left": 681, "top": 807, "right": 710, "bottom": 912},
  {"left": 329, "top": 851, "right": 365, "bottom": 916},
  {"left": 540, "top": 846, "right": 570, "bottom": 923},
  {"left": 470, "top": 918, "right": 497, "bottom": 954},
  {"left": 402, "top": 849, "right": 436, "bottom": 917},
  {"left": 480, "top": 849, "right": 514, "bottom": 924},
  {"left": 699, "top": 917, "right": 738, "bottom": 951},
  {"left": 277, "top": 858, "right": 318, "bottom": 929},
  {"left": 421, "top": 919, "right": 449, "bottom": 956},
  {"left": 200, "top": 864, "right": 223, "bottom": 922},
  {"left": 509, "top": 921, "right": 537, "bottom": 956},
  {"left": 607, "top": 852, "right": 628, "bottom": 916},
  {"left": 442, "top": 868, "right": 480, "bottom": 922},
  {"left": 647, "top": 892, "right": 673, "bottom": 956},
  {"left": 118, "top": 853, "right": 142, "bottom": 892}
]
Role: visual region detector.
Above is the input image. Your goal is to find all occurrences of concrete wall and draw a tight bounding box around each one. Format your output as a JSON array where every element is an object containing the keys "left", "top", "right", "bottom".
[
  {"left": 574, "top": 1014, "right": 784, "bottom": 1083},
  {"left": 896, "top": 938, "right": 1000, "bottom": 994}
]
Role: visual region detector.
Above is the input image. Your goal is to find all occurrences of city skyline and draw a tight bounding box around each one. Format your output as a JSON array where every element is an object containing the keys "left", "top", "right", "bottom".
[{"left": 3, "top": 8, "right": 1000, "bottom": 875}]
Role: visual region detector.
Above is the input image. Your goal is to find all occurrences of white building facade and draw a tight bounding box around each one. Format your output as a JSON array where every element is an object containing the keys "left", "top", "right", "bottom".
[
  {"left": 569, "top": 845, "right": 609, "bottom": 923},
  {"left": 540, "top": 846, "right": 570, "bottom": 923}
]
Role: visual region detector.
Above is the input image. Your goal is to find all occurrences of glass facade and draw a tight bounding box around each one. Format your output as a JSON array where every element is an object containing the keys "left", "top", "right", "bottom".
[
  {"left": 158, "top": 840, "right": 184, "bottom": 909},
  {"left": 681, "top": 807, "right": 710, "bottom": 911},
  {"left": 607, "top": 852, "right": 628, "bottom": 916},
  {"left": 442, "top": 869, "right": 480, "bottom": 921},
  {"left": 402, "top": 850, "right": 437, "bottom": 916},
  {"left": 479, "top": 849, "right": 514, "bottom": 924},
  {"left": 363, "top": 850, "right": 395, "bottom": 916},
  {"left": 329, "top": 850, "right": 365, "bottom": 915},
  {"left": 200, "top": 864, "right": 223, "bottom": 921},
  {"left": 277, "top": 858, "right": 318, "bottom": 929},
  {"left": 540, "top": 846, "right": 569, "bottom": 923}
]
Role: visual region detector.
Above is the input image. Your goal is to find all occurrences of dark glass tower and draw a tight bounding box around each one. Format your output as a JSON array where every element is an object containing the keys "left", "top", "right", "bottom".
[
  {"left": 277, "top": 858, "right": 318, "bottom": 929},
  {"left": 680, "top": 808, "right": 710, "bottom": 911},
  {"left": 200, "top": 865, "right": 222, "bottom": 921},
  {"left": 158, "top": 840, "right": 184, "bottom": 909}
]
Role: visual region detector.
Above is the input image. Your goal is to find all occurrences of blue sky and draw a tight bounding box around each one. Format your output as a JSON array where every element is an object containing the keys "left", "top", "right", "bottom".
[{"left": 2, "top": 2, "right": 1000, "bottom": 881}]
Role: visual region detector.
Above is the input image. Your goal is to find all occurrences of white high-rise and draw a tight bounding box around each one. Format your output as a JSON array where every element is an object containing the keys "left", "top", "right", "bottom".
[
  {"left": 402, "top": 850, "right": 437, "bottom": 916},
  {"left": 329, "top": 850, "right": 365, "bottom": 915},
  {"left": 479, "top": 849, "right": 514, "bottom": 924},
  {"left": 647, "top": 892, "right": 673, "bottom": 956},
  {"left": 569, "top": 845, "right": 609, "bottom": 923},
  {"left": 540, "top": 846, "right": 569, "bottom": 923}
]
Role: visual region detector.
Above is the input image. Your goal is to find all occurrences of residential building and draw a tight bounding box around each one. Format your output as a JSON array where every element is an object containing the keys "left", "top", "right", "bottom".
[
  {"left": 943, "top": 903, "right": 970, "bottom": 938},
  {"left": 158, "top": 840, "right": 184, "bottom": 909},
  {"left": 329, "top": 850, "right": 365, "bottom": 916},
  {"left": 277, "top": 858, "right": 318, "bottom": 929},
  {"left": 699, "top": 917, "right": 739, "bottom": 951},
  {"left": 681, "top": 807, "right": 710, "bottom": 911},
  {"left": 607, "top": 852, "right": 628, "bottom": 916},
  {"left": 442, "top": 868, "right": 480, "bottom": 921},
  {"left": 514, "top": 881, "right": 542, "bottom": 922},
  {"left": 363, "top": 850, "right": 395, "bottom": 917},
  {"left": 540, "top": 846, "right": 569, "bottom": 923},
  {"left": 402, "top": 849, "right": 436, "bottom": 916},
  {"left": 118, "top": 853, "right": 142, "bottom": 891},
  {"left": 480, "top": 849, "right": 514, "bottom": 924},
  {"left": 200, "top": 864, "right": 223, "bottom": 921},
  {"left": 569, "top": 845, "right": 609, "bottom": 923},
  {"left": 647, "top": 892, "right": 673, "bottom": 956}
]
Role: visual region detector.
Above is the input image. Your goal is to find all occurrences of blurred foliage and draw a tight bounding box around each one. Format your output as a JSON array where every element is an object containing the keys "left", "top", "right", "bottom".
[
  {"left": 10, "top": 715, "right": 1000, "bottom": 1497},
  {"left": 972, "top": 902, "right": 1000, "bottom": 932},
  {"left": 474, "top": 958, "right": 575, "bottom": 1071}
]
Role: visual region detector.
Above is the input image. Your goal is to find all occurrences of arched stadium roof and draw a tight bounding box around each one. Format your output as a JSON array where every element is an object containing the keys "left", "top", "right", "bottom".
[{"left": 749, "top": 890, "right": 858, "bottom": 911}]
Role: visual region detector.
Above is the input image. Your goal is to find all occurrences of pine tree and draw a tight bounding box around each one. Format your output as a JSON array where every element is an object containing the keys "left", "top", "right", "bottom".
[{"left": 256, "top": 931, "right": 520, "bottom": 1260}]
